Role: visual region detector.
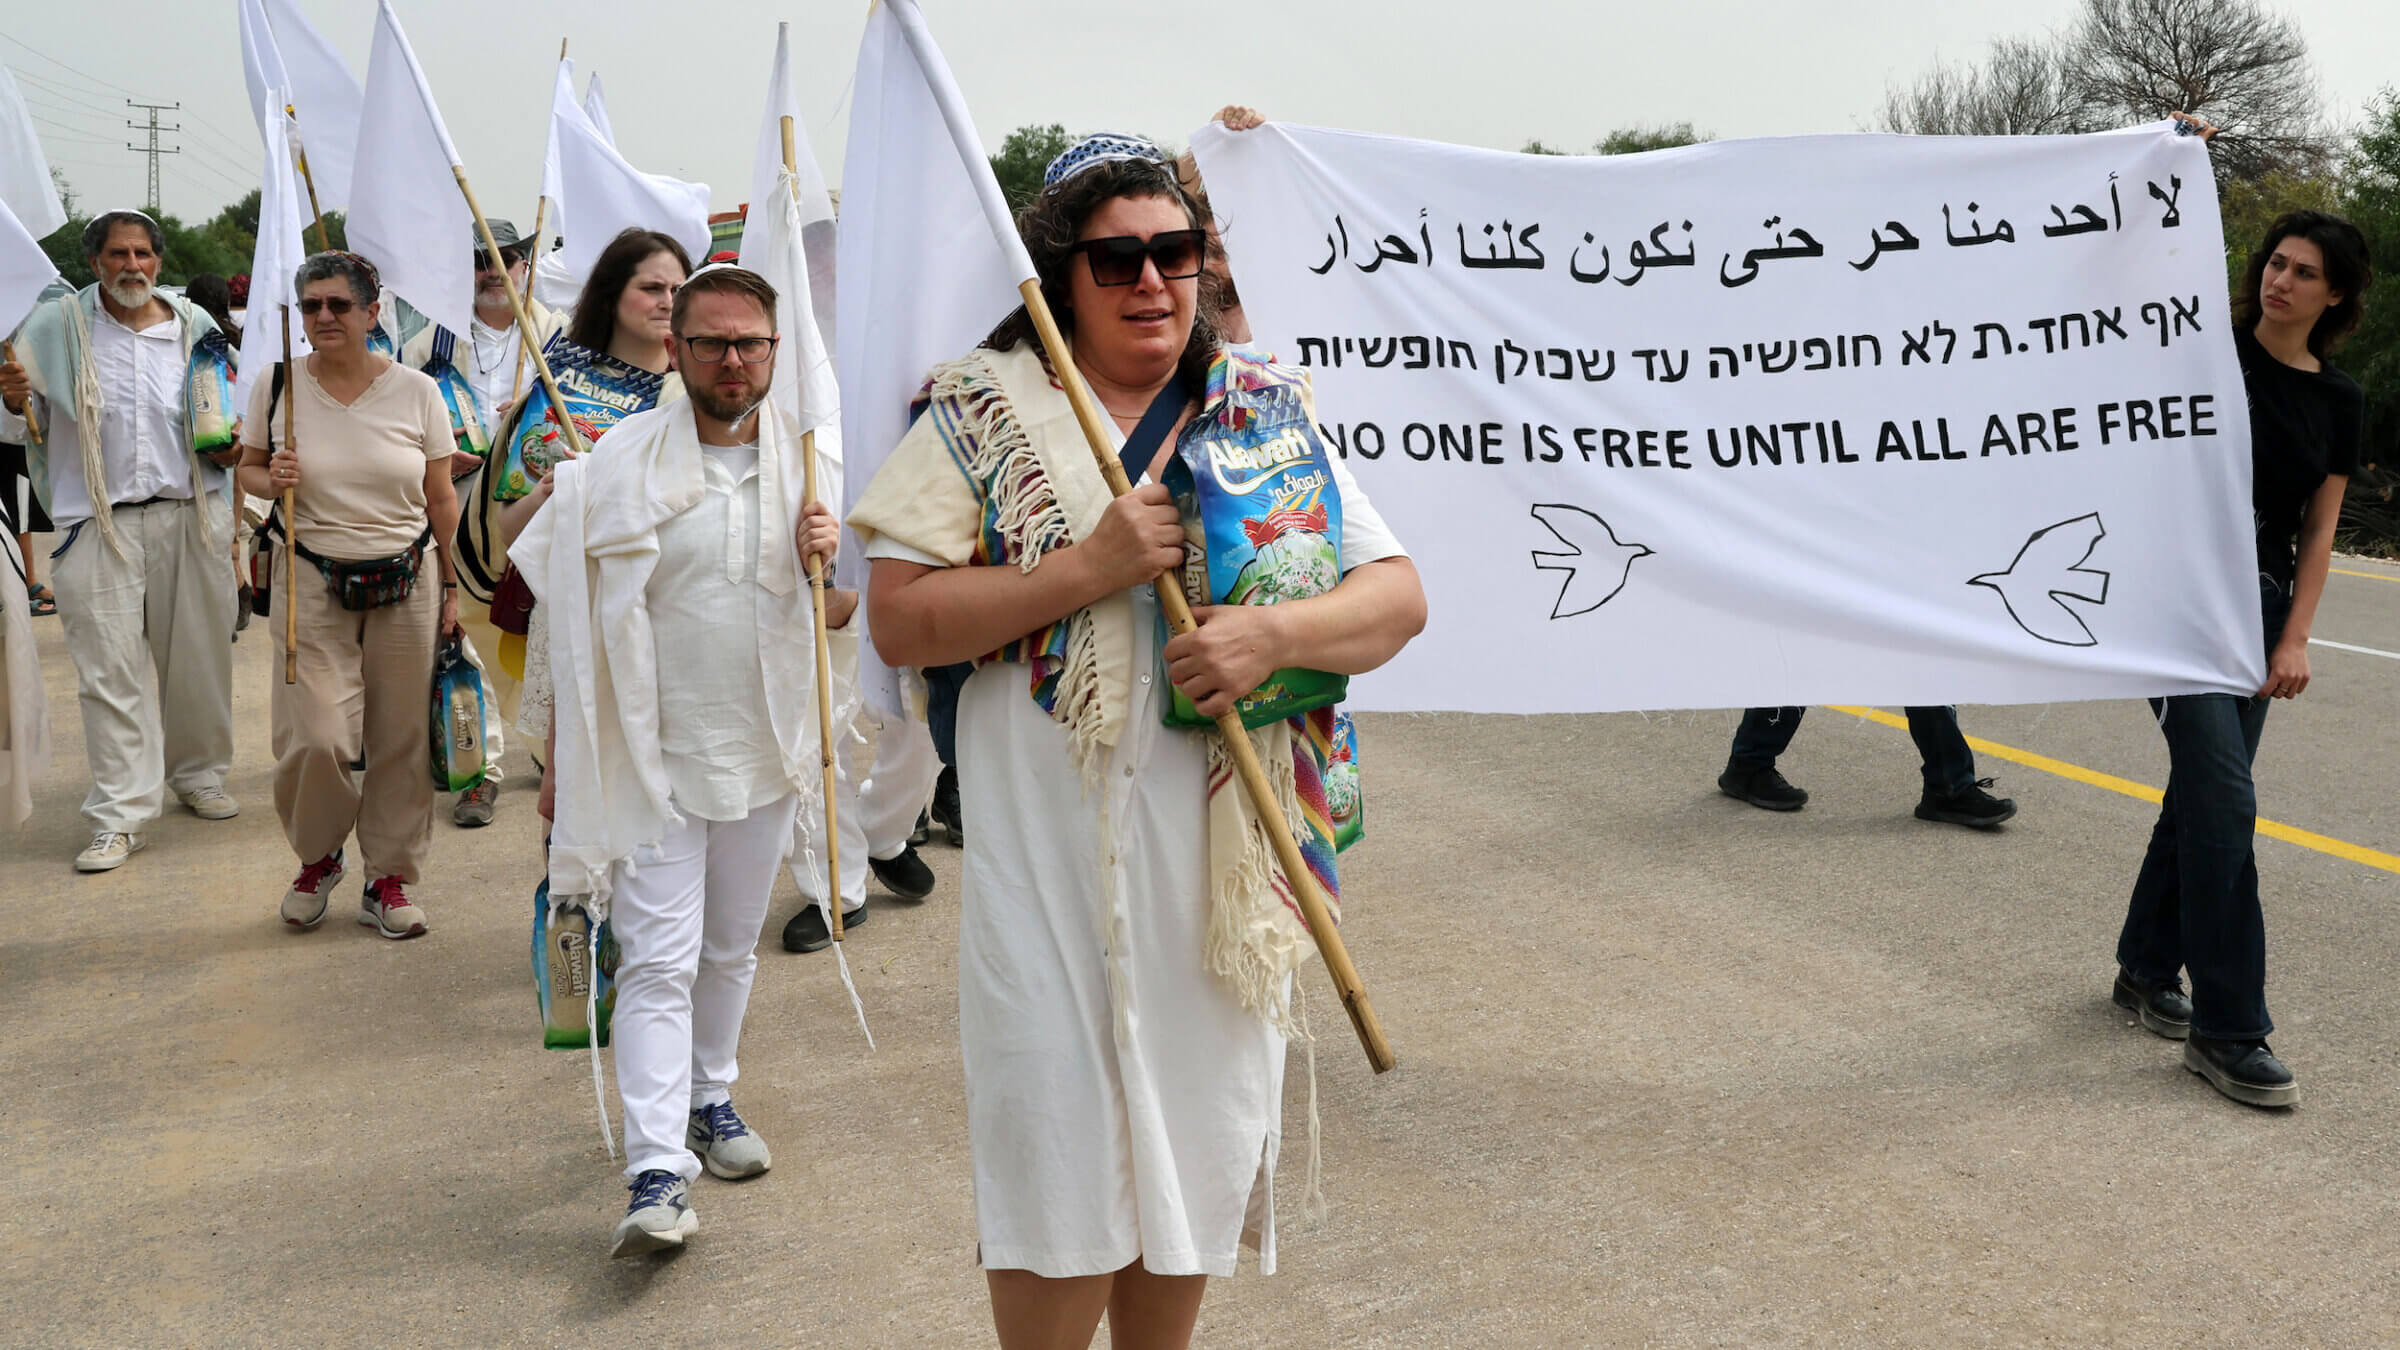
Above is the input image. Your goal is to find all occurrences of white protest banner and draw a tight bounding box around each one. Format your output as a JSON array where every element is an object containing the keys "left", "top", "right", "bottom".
[{"left": 1191, "top": 123, "right": 2260, "bottom": 713}]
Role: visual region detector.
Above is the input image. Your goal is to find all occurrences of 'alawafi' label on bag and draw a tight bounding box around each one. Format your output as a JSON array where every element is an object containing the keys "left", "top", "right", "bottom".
[{"left": 1159, "top": 380, "right": 1347, "bottom": 729}]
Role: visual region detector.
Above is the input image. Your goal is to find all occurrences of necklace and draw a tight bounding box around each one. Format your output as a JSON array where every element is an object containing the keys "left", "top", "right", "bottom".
[{"left": 471, "top": 316, "right": 515, "bottom": 375}]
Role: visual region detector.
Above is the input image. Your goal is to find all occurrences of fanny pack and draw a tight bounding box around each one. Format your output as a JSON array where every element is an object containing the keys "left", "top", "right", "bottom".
[{"left": 297, "top": 525, "right": 432, "bottom": 611}]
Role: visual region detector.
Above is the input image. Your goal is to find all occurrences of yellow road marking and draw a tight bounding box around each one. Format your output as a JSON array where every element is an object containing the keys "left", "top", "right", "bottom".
[
  {"left": 2331, "top": 567, "right": 2400, "bottom": 584},
  {"left": 1826, "top": 705, "right": 2400, "bottom": 876}
]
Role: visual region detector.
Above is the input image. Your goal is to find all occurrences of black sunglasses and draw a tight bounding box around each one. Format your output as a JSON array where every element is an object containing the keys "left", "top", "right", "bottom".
[
  {"left": 474, "top": 249, "right": 530, "bottom": 273},
  {"left": 1068, "top": 229, "right": 1207, "bottom": 287},
  {"left": 298, "top": 296, "right": 358, "bottom": 316}
]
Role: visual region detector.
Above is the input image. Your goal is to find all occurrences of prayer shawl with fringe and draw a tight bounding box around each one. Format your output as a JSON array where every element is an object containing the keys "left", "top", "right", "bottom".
[
  {"left": 13, "top": 286, "right": 226, "bottom": 562},
  {"left": 510, "top": 394, "right": 855, "bottom": 906},
  {"left": 847, "top": 343, "right": 1345, "bottom": 1033}
]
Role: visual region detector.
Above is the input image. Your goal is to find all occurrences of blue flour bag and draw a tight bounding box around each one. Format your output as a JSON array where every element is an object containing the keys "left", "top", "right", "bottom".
[
  {"left": 429, "top": 636, "right": 496, "bottom": 791},
  {"left": 1159, "top": 368, "right": 1347, "bottom": 729},
  {"left": 532, "top": 878, "right": 619, "bottom": 1050}
]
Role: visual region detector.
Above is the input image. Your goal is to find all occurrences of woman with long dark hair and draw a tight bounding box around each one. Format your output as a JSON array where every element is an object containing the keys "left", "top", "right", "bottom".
[
  {"left": 2110, "top": 201, "right": 2371, "bottom": 1110},
  {"left": 457, "top": 229, "right": 690, "bottom": 753}
]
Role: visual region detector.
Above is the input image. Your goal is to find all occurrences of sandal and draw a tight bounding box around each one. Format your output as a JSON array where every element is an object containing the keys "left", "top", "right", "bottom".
[{"left": 28, "top": 584, "right": 55, "bottom": 617}]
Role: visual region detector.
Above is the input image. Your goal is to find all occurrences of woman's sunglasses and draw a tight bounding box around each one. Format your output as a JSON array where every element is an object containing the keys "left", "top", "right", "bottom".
[
  {"left": 1068, "top": 229, "right": 1207, "bottom": 287},
  {"left": 298, "top": 296, "right": 358, "bottom": 316}
]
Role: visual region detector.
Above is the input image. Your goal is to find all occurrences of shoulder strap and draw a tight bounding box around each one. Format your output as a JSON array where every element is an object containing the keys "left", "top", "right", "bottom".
[
  {"left": 1117, "top": 379, "right": 1188, "bottom": 485},
  {"left": 269, "top": 361, "right": 287, "bottom": 451}
]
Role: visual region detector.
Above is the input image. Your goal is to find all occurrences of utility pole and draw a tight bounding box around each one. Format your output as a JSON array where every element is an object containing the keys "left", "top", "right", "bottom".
[{"left": 124, "top": 100, "right": 181, "bottom": 215}]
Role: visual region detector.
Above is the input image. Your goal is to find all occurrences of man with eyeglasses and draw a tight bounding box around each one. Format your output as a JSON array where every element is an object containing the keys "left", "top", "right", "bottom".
[
  {"left": 508, "top": 263, "right": 852, "bottom": 1258},
  {"left": 0, "top": 210, "right": 242, "bottom": 871},
  {"left": 384, "top": 219, "right": 566, "bottom": 827}
]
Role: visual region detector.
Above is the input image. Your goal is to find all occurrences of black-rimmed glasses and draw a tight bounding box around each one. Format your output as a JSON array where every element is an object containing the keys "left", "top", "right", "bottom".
[
  {"left": 1068, "top": 229, "right": 1207, "bottom": 286},
  {"left": 681, "top": 335, "right": 779, "bottom": 365},
  {"left": 298, "top": 296, "right": 357, "bottom": 316}
]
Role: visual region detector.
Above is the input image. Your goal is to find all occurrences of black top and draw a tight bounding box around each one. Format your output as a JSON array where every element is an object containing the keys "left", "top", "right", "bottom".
[{"left": 2237, "top": 327, "right": 2363, "bottom": 593}]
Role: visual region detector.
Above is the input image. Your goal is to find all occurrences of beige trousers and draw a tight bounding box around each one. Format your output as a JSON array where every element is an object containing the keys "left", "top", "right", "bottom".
[
  {"left": 49, "top": 496, "right": 238, "bottom": 832},
  {"left": 271, "top": 560, "right": 438, "bottom": 881}
]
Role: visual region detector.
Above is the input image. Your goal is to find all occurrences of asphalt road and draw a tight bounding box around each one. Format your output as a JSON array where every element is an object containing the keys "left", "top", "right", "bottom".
[{"left": 2, "top": 557, "right": 2394, "bottom": 1348}]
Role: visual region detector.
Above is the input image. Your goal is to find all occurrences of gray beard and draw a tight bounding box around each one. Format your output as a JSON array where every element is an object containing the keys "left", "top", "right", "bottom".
[{"left": 102, "top": 276, "right": 153, "bottom": 310}]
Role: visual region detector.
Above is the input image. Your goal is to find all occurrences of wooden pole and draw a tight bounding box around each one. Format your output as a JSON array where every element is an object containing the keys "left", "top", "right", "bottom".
[
  {"left": 502, "top": 37, "right": 563, "bottom": 410},
  {"left": 452, "top": 166, "right": 588, "bottom": 463},
  {"left": 783, "top": 116, "right": 845, "bottom": 945},
  {"left": 279, "top": 305, "right": 299, "bottom": 686},
  {"left": 285, "top": 105, "right": 330, "bottom": 255},
  {"left": 1015, "top": 279, "right": 1396, "bottom": 1073}
]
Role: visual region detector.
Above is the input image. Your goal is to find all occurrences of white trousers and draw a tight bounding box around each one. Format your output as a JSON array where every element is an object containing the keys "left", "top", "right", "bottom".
[
  {"left": 610, "top": 794, "right": 796, "bottom": 1181},
  {"left": 48, "top": 497, "right": 237, "bottom": 832},
  {"left": 789, "top": 707, "right": 940, "bottom": 915}
]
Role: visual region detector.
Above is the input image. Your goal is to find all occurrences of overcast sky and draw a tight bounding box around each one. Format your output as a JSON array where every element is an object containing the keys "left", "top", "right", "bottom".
[{"left": 6, "top": 0, "right": 2393, "bottom": 228}]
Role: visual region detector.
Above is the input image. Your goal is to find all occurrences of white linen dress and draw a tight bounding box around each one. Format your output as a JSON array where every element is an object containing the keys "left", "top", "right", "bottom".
[{"left": 867, "top": 454, "right": 1402, "bottom": 1279}]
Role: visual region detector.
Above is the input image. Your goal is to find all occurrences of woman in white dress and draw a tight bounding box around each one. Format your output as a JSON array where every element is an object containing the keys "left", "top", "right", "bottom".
[{"left": 851, "top": 132, "right": 1425, "bottom": 1350}]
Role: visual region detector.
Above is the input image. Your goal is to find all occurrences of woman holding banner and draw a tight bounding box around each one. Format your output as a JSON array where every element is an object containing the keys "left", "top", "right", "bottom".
[
  {"left": 852, "top": 134, "right": 1425, "bottom": 1349},
  {"left": 2110, "top": 203, "right": 2370, "bottom": 1110}
]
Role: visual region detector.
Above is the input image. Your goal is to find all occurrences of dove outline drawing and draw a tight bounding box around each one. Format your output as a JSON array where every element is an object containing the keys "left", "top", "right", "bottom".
[
  {"left": 1969, "top": 512, "right": 2112, "bottom": 647},
  {"left": 1531, "top": 503, "right": 1654, "bottom": 620}
]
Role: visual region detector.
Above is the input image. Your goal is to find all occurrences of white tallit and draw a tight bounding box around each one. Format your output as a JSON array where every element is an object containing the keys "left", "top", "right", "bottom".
[
  {"left": 1, "top": 543, "right": 48, "bottom": 829},
  {"left": 510, "top": 394, "right": 855, "bottom": 904}
]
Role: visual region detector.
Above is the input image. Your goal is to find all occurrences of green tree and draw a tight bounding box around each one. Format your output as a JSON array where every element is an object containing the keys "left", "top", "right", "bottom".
[
  {"left": 1519, "top": 139, "right": 1569, "bottom": 156},
  {"left": 989, "top": 123, "right": 1075, "bottom": 210},
  {"left": 2334, "top": 89, "right": 2400, "bottom": 549},
  {"left": 1597, "top": 123, "right": 1709, "bottom": 155}
]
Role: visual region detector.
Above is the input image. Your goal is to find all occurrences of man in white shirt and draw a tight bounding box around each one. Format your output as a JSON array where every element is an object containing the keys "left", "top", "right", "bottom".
[
  {"left": 510, "top": 263, "right": 852, "bottom": 1259},
  {"left": 0, "top": 211, "right": 240, "bottom": 871},
  {"left": 392, "top": 220, "right": 564, "bottom": 828}
]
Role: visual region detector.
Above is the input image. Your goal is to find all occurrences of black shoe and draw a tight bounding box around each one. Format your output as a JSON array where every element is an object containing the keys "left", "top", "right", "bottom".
[
  {"left": 781, "top": 899, "right": 869, "bottom": 954},
  {"left": 869, "top": 846, "right": 936, "bottom": 901},
  {"left": 909, "top": 809, "right": 931, "bottom": 848},
  {"left": 931, "top": 766, "right": 963, "bottom": 846},
  {"left": 1718, "top": 763, "right": 1807, "bottom": 811},
  {"left": 2183, "top": 1035, "right": 2298, "bottom": 1108},
  {"left": 2112, "top": 968, "right": 2192, "bottom": 1040},
  {"left": 1915, "top": 778, "right": 2017, "bottom": 829}
]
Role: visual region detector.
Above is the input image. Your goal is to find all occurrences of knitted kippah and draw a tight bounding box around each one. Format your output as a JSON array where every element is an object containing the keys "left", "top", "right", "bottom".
[{"left": 1041, "top": 132, "right": 1170, "bottom": 191}]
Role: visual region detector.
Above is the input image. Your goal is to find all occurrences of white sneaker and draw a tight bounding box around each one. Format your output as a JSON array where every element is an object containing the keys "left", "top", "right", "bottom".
[
  {"left": 75, "top": 831, "right": 144, "bottom": 872},
  {"left": 281, "top": 853, "right": 348, "bottom": 929},
  {"left": 178, "top": 785, "right": 240, "bottom": 820}
]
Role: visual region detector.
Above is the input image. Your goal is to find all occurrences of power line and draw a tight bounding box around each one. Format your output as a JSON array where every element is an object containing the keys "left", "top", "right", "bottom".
[
  {"left": 13, "top": 53, "right": 269, "bottom": 173},
  {"left": 0, "top": 33, "right": 143, "bottom": 100},
  {"left": 29, "top": 113, "right": 116, "bottom": 146}
]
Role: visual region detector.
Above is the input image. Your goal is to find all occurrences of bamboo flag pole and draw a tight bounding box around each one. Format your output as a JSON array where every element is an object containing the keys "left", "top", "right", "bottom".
[
  {"left": 782, "top": 116, "right": 845, "bottom": 945},
  {"left": 279, "top": 304, "right": 299, "bottom": 685},
  {"left": 505, "top": 38, "right": 567, "bottom": 411},
  {"left": 285, "top": 105, "right": 331, "bottom": 254},
  {"left": 453, "top": 168, "right": 587, "bottom": 463},
  {"left": 1019, "top": 284, "right": 1396, "bottom": 1072}
]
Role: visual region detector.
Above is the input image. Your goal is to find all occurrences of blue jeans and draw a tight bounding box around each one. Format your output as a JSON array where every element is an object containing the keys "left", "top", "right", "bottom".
[
  {"left": 2114, "top": 595, "right": 2286, "bottom": 1041},
  {"left": 923, "top": 662, "right": 971, "bottom": 768},
  {"left": 1728, "top": 705, "right": 1978, "bottom": 796}
]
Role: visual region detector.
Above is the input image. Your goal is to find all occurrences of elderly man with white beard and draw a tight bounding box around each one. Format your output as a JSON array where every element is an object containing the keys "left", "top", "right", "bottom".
[
  {"left": 0, "top": 210, "right": 241, "bottom": 871},
  {"left": 510, "top": 263, "right": 855, "bottom": 1258}
]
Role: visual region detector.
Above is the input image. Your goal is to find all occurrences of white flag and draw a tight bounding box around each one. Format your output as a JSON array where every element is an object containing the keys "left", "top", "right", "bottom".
[
  {"left": 538, "top": 58, "right": 570, "bottom": 234},
  {"left": 0, "top": 193, "right": 60, "bottom": 340},
  {"left": 347, "top": 0, "right": 471, "bottom": 340},
  {"left": 740, "top": 23, "right": 839, "bottom": 442},
  {"left": 552, "top": 64, "right": 710, "bottom": 292},
  {"left": 0, "top": 65, "right": 65, "bottom": 241},
  {"left": 835, "top": 0, "right": 1032, "bottom": 712},
  {"left": 584, "top": 73, "right": 616, "bottom": 150},
  {"left": 236, "top": 99, "right": 313, "bottom": 410},
  {"left": 260, "top": 0, "right": 363, "bottom": 211},
  {"left": 235, "top": 0, "right": 289, "bottom": 149}
]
